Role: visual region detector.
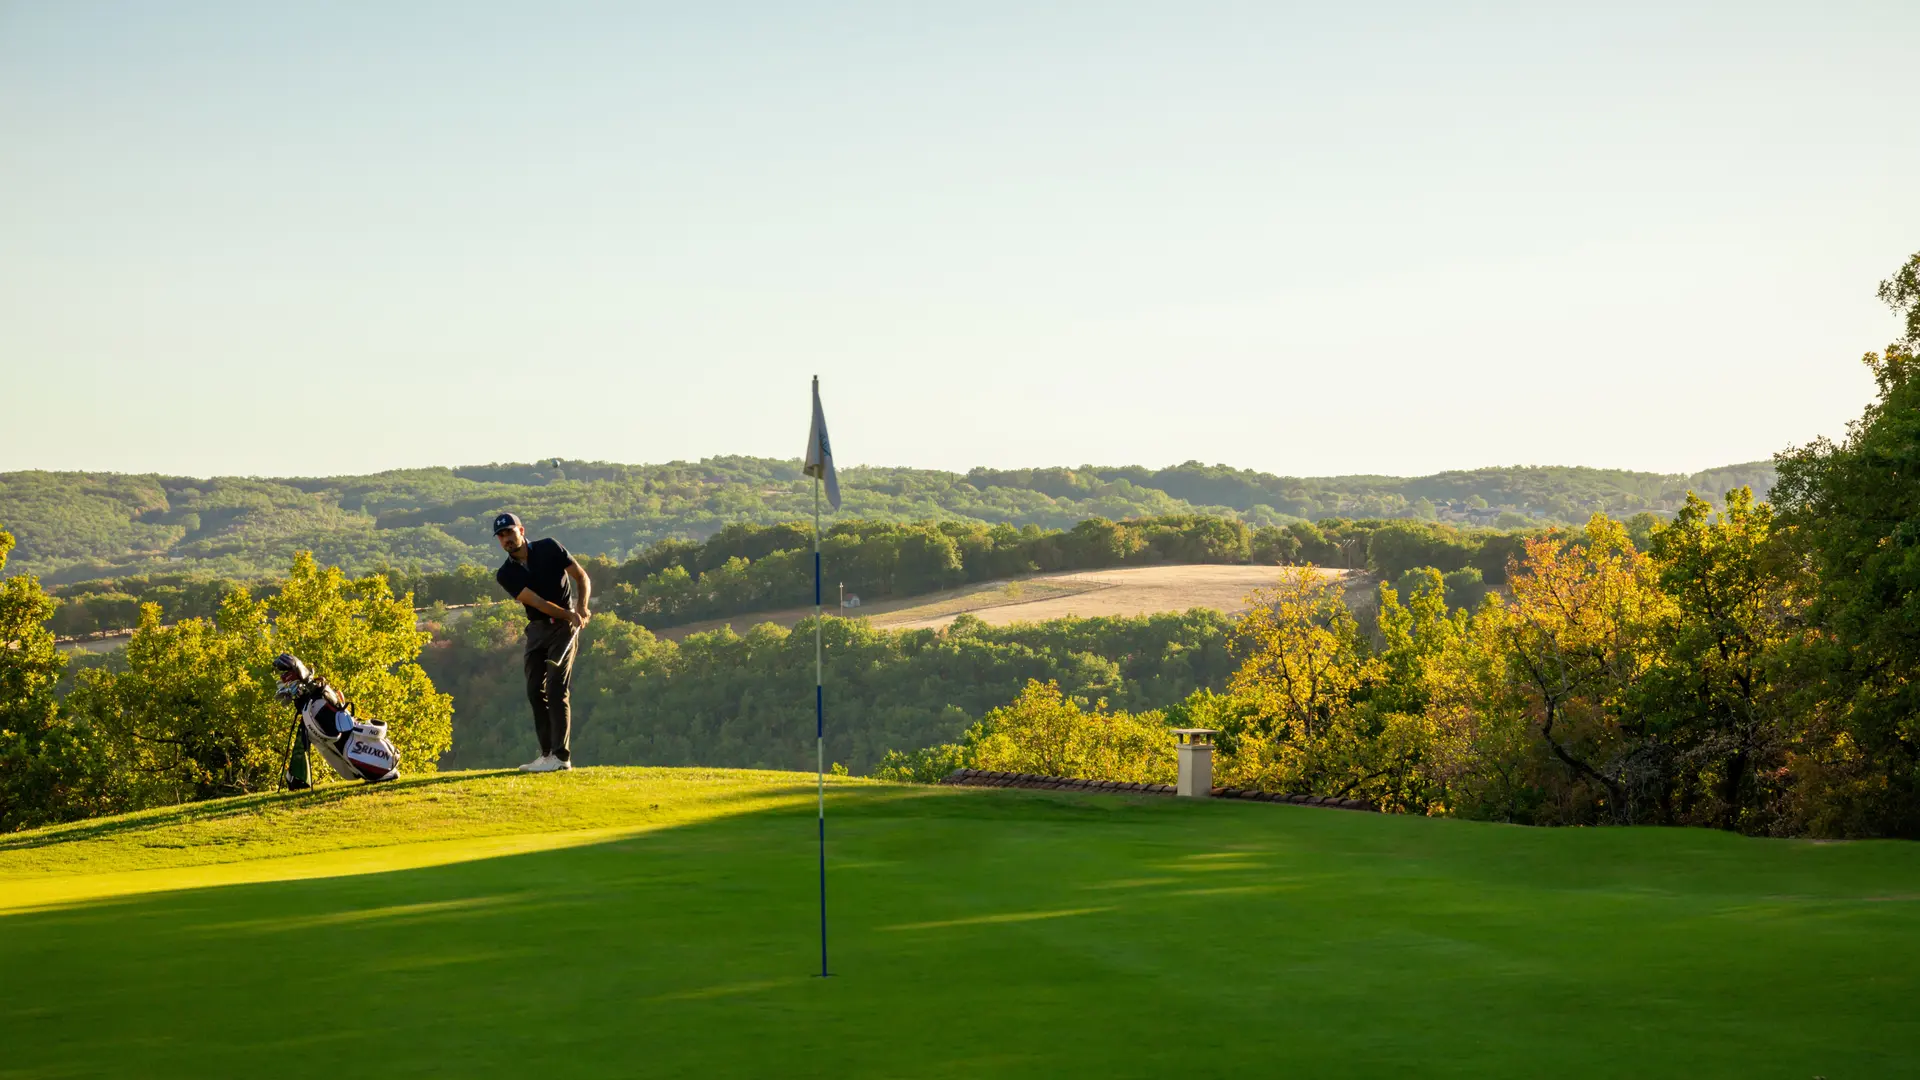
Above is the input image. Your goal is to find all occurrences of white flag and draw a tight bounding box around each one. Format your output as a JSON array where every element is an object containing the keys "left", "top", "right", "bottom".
[{"left": 803, "top": 375, "right": 841, "bottom": 510}]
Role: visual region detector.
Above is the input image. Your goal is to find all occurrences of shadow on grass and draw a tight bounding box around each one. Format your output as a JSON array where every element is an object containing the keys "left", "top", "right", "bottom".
[
  {"left": 3, "top": 782, "right": 1910, "bottom": 1080},
  {"left": 0, "top": 782, "right": 945, "bottom": 925},
  {"left": 0, "top": 770, "right": 521, "bottom": 853},
  {"left": 0, "top": 779, "right": 1191, "bottom": 926}
]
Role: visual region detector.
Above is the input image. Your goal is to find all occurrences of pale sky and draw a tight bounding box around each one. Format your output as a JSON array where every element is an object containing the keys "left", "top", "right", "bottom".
[{"left": 2, "top": 1, "right": 1913, "bottom": 479}]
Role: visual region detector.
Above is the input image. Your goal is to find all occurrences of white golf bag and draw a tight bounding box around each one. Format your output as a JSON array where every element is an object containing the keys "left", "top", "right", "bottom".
[{"left": 293, "top": 680, "right": 401, "bottom": 783}]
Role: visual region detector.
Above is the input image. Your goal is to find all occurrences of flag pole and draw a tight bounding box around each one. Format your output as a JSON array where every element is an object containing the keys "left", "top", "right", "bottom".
[{"left": 814, "top": 430, "right": 829, "bottom": 978}]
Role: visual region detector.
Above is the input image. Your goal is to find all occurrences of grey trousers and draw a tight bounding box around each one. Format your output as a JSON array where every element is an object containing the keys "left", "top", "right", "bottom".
[{"left": 523, "top": 619, "right": 578, "bottom": 762}]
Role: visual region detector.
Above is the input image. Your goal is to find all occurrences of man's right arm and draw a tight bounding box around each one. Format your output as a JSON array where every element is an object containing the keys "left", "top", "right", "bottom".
[{"left": 515, "top": 588, "right": 583, "bottom": 627}]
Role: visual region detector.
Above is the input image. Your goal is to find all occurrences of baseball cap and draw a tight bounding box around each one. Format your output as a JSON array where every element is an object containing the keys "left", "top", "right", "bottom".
[{"left": 491, "top": 512, "right": 523, "bottom": 535}]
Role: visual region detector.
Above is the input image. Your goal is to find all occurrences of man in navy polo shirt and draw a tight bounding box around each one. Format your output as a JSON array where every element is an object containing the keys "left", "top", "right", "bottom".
[{"left": 492, "top": 512, "right": 591, "bottom": 772}]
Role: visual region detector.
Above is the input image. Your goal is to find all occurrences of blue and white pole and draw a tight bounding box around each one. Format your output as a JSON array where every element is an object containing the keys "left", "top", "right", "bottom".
[{"left": 814, "top": 471, "right": 828, "bottom": 978}]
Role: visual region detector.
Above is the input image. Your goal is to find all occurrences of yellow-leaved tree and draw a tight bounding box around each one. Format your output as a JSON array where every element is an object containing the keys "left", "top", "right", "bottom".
[
  {"left": 1220, "top": 568, "right": 1381, "bottom": 795},
  {"left": 968, "top": 680, "right": 1176, "bottom": 784},
  {"left": 1488, "top": 515, "right": 1672, "bottom": 824}
]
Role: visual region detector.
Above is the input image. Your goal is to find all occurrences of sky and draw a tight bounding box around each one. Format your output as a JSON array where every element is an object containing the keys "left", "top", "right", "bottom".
[{"left": 2, "top": 1, "right": 1915, "bottom": 480}]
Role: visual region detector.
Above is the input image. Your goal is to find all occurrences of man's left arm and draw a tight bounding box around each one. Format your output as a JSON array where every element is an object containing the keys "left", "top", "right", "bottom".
[{"left": 565, "top": 560, "right": 592, "bottom": 625}]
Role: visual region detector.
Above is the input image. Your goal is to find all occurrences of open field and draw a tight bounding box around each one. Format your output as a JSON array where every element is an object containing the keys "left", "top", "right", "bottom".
[
  {"left": 3, "top": 769, "right": 1916, "bottom": 1077},
  {"left": 658, "top": 563, "right": 1338, "bottom": 640}
]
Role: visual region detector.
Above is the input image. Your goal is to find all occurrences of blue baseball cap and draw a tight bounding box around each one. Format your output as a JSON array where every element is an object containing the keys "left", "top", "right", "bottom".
[{"left": 491, "top": 512, "right": 523, "bottom": 535}]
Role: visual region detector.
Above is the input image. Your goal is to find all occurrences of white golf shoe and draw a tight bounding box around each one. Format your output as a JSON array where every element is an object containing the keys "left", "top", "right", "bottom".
[
  {"left": 526, "top": 755, "right": 571, "bottom": 773},
  {"left": 518, "top": 754, "right": 552, "bottom": 772}
]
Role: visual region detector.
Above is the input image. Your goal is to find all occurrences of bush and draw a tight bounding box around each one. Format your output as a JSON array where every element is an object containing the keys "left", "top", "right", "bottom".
[
  {"left": 875, "top": 742, "right": 974, "bottom": 783},
  {"left": 939, "top": 681, "right": 1177, "bottom": 785}
]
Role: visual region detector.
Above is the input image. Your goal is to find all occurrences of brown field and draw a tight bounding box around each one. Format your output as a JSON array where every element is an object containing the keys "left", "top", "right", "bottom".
[{"left": 656, "top": 564, "right": 1346, "bottom": 640}]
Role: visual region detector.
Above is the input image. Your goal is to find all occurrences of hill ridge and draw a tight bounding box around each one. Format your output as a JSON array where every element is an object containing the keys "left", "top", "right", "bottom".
[{"left": 0, "top": 456, "right": 1775, "bottom": 583}]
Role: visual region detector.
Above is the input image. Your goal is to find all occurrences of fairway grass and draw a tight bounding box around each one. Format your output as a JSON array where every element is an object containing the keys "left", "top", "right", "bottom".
[{"left": 2, "top": 769, "right": 1916, "bottom": 1078}]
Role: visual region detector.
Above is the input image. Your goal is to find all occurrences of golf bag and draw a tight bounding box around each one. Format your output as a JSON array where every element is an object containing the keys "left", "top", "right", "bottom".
[{"left": 282, "top": 676, "right": 401, "bottom": 785}]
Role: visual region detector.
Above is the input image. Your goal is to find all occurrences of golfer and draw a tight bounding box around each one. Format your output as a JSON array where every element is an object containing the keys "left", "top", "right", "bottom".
[{"left": 492, "top": 512, "right": 590, "bottom": 772}]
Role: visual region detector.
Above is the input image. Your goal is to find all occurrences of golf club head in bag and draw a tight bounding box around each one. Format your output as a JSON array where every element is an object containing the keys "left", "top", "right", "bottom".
[{"left": 281, "top": 662, "right": 402, "bottom": 784}]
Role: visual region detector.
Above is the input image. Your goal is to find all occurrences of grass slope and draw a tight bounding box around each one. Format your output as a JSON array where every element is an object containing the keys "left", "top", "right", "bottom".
[{"left": 2, "top": 769, "right": 1915, "bottom": 1078}]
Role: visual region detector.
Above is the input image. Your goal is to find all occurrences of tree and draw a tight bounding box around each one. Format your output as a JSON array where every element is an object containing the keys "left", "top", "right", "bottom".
[
  {"left": 271, "top": 553, "right": 453, "bottom": 771},
  {"left": 1362, "top": 569, "right": 1463, "bottom": 813},
  {"left": 1639, "top": 489, "right": 1795, "bottom": 831},
  {"left": 1366, "top": 521, "right": 1475, "bottom": 578},
  {"left": 66, "top": 594, "right": 281, "bottom": 803},
  {"left": 1251, "top": 525, "right": 1302, "bottom": 565},
  {"left": 1492, "top": 516, "right": 1671, "bottom": 823},
  {"left": 965, "top": 680, "right": 1176, "bottom": 784},
  {"left": 1771, "top": 255, "right": 1920, "bottom": 835},
  {"left": 61, "top": 552, "right": 454, "bottom": 809},
  {"left": 0, "top": 527, "right": 120, "bottom": 831},
  {"left": 1420, "top": 593, "right": 1539, "bottom": 822},
  {"left": 1222, "top": 568, "right": 1380, "bottom": 795}
]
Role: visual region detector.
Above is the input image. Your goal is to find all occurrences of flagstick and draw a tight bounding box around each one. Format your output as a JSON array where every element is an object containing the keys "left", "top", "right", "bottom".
[{"left": 814, "top": 470, "right": 829, "bottom": 978}]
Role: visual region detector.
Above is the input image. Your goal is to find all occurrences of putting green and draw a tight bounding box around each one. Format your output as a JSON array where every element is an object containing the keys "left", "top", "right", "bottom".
[{"left": 1, "top": 768, "right": 1916, "bottom": 1077}]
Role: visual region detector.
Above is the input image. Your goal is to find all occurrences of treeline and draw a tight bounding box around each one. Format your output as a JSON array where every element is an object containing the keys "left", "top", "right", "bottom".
[
  {"left": 422, "top": 603, "right": 1238, "bottom": 774},
  {"left": 47, "top": 514, "right": 1543, "bottom": 636},
  {"left": 588, "top": 514, "right": 1545, "bottom": 632},
  {"left": 600, "top": 515, "right": 1252, "bottom": 629},
  {"left": 587, "top": 513, "right": 1547, "bottom": 630},
  {"left": 45, "top": 573, "right": 267, "bottom": 637},
  {"left": 968, "top": 461, "right": 1773, "bottom": 524},
  {"left": 0, "top": 450, "right": 1771, "bottom": 586}
]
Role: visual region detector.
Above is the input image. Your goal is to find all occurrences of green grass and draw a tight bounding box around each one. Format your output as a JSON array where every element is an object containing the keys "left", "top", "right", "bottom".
[{"left": 2, "top": 769, "right": 1916, "bottom": 1078}]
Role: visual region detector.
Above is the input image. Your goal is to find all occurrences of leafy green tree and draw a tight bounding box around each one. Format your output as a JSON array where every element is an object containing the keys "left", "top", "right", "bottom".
[
  {"left": 1361, "top": 569, "right": 1462, "bottom": 813},
  {"left": 0, "top": 527, "right": 121, "bottom": 831},
  {"left": 57, "top": 553, "right": 453, "bottom": 813},
  {"left": 1367, "top": 522, "right": 1478, "bottom": 579},
  {"left": 1419, "top": 592, "right": 1540, "bottom": 822},
  {"left": 1060, "top": 518, "right": 1142, "bottom": 567},
  {"left": 1440, "top": 567, "right": 1489, "bottom": 611},
  {"left": 271, "top": 553, "right": 453, "bottom": 771},
  {"left": 1772, "top": 261, "right": 1920, "bottom": 835},
  {"left": 1250, "top": 525, "right": 1302, "bottom": 564},
  {"left": 1283, "top": 521, "right": 1337, "bottom": 564},
  {"left": 873, "top": 740, "right": 975, "bottom": 783},
  {"left": 1638, "top": 489, "right": 1794, "bottom": 831},
  {"left": 66, "top": 595, "right": 280, "bottom": 803}
]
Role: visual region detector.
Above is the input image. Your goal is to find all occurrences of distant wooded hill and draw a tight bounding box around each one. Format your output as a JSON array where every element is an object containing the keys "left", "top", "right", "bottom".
[{"left": 0, "top": 456, "right": 1774, "bottom": 585}]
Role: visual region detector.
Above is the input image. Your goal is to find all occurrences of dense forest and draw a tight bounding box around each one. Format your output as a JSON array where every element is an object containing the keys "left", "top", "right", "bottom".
[
  {"left": 423, "top": 604, "right": 1237, "bottom": 774},
  {"left": 0, "top": 455, "right": 1773, "bottom": 587},
  {"left": 42, "top": 514, "right": 1540, "bottom": 637}
]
